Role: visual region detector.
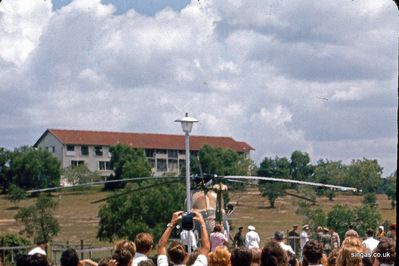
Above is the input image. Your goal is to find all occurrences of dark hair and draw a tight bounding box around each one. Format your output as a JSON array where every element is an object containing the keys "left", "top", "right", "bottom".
[
  {"left": 239, "top": 227, "right": 243, "bottom": 230},
  {"left": 302, "top": 240, "right": 323, "bottom": 264},
  {"left": 260, "top": 241, "right": 288, "bottom": 266},
  {"left": 16, "top": 255, "right": 30, "bottom": 266},
  {"left": 112, "top": 248, "right": 133, "bottom": 266},
  {"left": 274, "top": 231, "right": 284, "bottom": 241},
  {"left": 366, "top": 228, "right": 374, "bottom": 237},
  {"left": 168, "top": 240, "right": 186, "bottom": 264},
  {"left": 135, "top": 233, "right": 153, "bottom": 254},
  {"left": 231, "top": 247, "right": 252, "bottom": 266},
  {"left": 214, "top": 224, "right": 223, "bottom": 232},
  {"left": 373, "top": 237, "right": 396, "bottom": 264},
  {"left": 138, "top": 259, "right": 156, "bottom": 266},
  {"left": 60, "top": 248, "right": 79, "bottom": 266},
  {"left": 28, "top": 253, "right": 50, "bottom": 266}
]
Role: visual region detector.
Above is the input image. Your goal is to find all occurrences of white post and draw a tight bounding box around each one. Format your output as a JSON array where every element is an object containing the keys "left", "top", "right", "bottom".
[{"left": 185, "top": 131, "right": 192, "bottom": 254}]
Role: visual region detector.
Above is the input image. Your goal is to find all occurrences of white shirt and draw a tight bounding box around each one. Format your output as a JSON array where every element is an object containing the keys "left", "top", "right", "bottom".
[
  {"left": 279, "top": 242, "right": 295, "bottom": 256},
  {"left": 362, "top": 237, "right": 379, "bottom": 254},
  {"left": 180, "top": 230, "right": 197, "bottom": 250},
  {"left": 133, "top": 252, "right": 148, "bottom": 266},
  {"left": 300, "top": 231, "right": 309, "bottom": 250},
  {"left": 28, "top": 247, "right": 46, "bottom": 255},
  {"left": 245, "top": 231, "right": 260, "bottom": 249},
  {"left": 157, "top": 254, "right": 207, "bottom": 266}
]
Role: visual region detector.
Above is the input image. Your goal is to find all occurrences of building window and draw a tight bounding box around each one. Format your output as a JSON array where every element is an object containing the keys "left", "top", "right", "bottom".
[
  {"left": 178, "top": 150, "right": 186, "bottom": 155},
  {"left": 157, "top": 149, "right": 167, "bottom": 154},
  {"left": 81, "top": 146, "right": 89, "bottom": 156},
  {"left": 47, "top": 146, "right": 55, "bottom": 153},
  {"left": 99, "top": 161, "right": 111, "bottom": 170},
  {"left": 157, "top": 159, "right": 167, "bottom": 172},
  {"left": 71, "top": 160, "right": 84, "bottom": 167},
  {"left": 179, "top": 159, "right": 185, "bottom": 170},
  {"left": 95, "top": 146, "right": 103, "bottom": 156},
  {"left": 168, "top": 150, "right": 178, "bottom": 159},
  {"left": 145, "top": 149, "right": 155, "bottom": 158},
  {"left": 168, "top": 159, "right": 178, "bottom": 171},
  {"left": 66, "top": 145, "right": 75, "bottom": 151}
]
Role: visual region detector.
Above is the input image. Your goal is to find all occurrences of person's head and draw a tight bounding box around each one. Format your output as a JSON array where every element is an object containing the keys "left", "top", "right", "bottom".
[
  {"left": 317, "top": 226, "right": 323, "bottom": 232},
  {"left": 260, "top": 241, "right": 288, "bottom": 266},
  {"left": 389, "top": 224, "right": 396, "bottom": 236},
  {"left": 345, "top": 229, "right": 359, "bottom": 238},
  {"left": 35, "top": 237, "right": 48, "bottom": 250},
  {"left": 273, "top": 231, "right": 285, "bottom": 242},
  {"left": 115, "top": 240, "right": 136, "bottom": 258},
  {"left": 239, "top": 227, "right": 244, "bottom": 233},
  {"left": 230, "top": 247, "right": 252, "bottom": 266},
  {"left": 28, "top": 253, "right": 50, "bottom": 266},
  {"left": 327, "top": 248, "right": 339, "bottom": 266},
  {"left": 208, "top": 246, "right": 231, "bottom": 266},
  {"left": 323, "top": 227, "right": 329, "bottom": 233},
  {"left": 373, "top": 237, "right": 396, "bottom": 265},
  {"left": 248, "top": 225, "right": 256, "bottom": 232},
  {"left": 138, "top": 260, "right": 156, "bottom": 266},
  {"left": 60, "top": 248, "right": 79, "bottom": 266},
  {"left": 167, "top": 240, "right": 187, "bottom": 265},
  {"left": 303, "top": 225, "right": 310, "bottom": 231},
  {"left": 134, "top": 233, "right": 153, "bottom": 254},
  {"left": 378, "top": 225, "right": 384, "bottom": 232},
  {"left": 302, "top": 240, "right": 323, "bottom": 265},
  {"left": 112, "top": 248, "right": 133, "bottom": 266},
  {"left": 97, "top": 257, "right": 111, "bottom": 266},
  {"left": 293, "top": 225, "right": 298, "bottom": 230},
  {"left": 336, "top": 237, "right": 364, "bottom": 266},
  {"left": 366, "top": 228, "right": 375, "bottom": 237},
  {"left": 214, "top": 224, "right": 223, "bottom": 232}
]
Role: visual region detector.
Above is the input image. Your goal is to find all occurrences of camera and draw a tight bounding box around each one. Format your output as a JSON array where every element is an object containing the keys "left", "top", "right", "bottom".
[{"left": 181, "top": 212, "right": 194, "bottom": 230}]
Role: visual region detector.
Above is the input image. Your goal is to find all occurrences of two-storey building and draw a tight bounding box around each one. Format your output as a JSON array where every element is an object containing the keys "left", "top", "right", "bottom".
[{"left": 34, "top": 129, "right": 254, "bottom": 177}]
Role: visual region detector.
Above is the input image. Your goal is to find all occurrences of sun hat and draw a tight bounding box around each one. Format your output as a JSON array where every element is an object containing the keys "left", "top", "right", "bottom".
[{"left": 248, "top": 225, "right": 256, "bottom": 231}]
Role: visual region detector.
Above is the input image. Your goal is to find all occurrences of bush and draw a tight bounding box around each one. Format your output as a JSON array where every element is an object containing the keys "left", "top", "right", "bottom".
[{"left": 0, "top": 234, "right": 31, "bottom": 263}]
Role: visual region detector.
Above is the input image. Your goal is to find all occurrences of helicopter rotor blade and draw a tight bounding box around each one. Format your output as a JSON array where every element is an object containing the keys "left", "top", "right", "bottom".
[
  {"left": 224, "top": 176, "right": 358, "bottom": 192},
  {"left": 26, "top": 176, "right": 180, "bottom": 193},
  {"left": 91, "top": 179, "right": 184, "bottom": 204}
]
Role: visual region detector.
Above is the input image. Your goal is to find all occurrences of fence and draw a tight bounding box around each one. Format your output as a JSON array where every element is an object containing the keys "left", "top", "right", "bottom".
[{"left": 0, "top": 240, "right": 113, "bottom": 266}]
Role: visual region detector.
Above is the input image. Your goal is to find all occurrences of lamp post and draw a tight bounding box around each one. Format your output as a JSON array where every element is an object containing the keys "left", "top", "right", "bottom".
[{"left": 175, "top": 112, "right": 198, "bottom": 254}]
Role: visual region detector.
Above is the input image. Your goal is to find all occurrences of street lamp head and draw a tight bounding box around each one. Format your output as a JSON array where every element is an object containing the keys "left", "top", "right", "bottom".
[{"left": 175, "top": 113, "right": 198, "bottom": 133}]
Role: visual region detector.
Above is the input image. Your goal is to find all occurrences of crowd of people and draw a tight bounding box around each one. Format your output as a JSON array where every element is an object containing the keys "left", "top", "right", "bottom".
[{"left": 13, "top": 211, "right": 396, "bottom": 266}]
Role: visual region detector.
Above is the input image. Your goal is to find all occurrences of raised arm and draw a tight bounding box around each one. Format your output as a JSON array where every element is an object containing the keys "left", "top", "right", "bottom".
[
  {"left": 193, "top": 211, "right": 210, "bottom": 255},
  {"left": 157, "top": 211, "right": 183, "bottom": 255}
]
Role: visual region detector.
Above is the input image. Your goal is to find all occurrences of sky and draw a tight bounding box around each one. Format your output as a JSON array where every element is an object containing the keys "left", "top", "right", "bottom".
[{"left": 0, "top": 0, "right": 397, "bottom": 176}]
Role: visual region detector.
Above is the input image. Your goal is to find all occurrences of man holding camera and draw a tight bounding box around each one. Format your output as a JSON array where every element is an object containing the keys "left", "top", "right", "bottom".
[{"left": 157, "top": 211, "right": 210, "bottom": 266}]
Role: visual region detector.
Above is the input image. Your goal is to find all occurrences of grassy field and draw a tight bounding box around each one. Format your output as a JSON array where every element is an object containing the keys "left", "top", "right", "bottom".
[{"left": 0, "top": 186, "right": 396, "bottom": 250}]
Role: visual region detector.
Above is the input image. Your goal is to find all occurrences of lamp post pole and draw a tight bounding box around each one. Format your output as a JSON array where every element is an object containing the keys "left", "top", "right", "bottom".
[
  {"left": 175, "top": 113, "right": 198, "bottom": 255},
  {"left": 185, "top": 131, "right": 191, "bottom": 212}
]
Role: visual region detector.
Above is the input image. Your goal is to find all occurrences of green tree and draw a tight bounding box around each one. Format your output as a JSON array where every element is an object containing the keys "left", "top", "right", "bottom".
[
  {"left": 15, "top": 195, "right": 60, "bottom": 243},
  {"left": 62, "top": 164, "right": 102, "bottom": 187},
  {"left": 314, "top": 159, "right": 348, "bottom": 186},
  {"left": 345, "top": 158, "right": 382, "bottom": 193},
  {"left": 10, "top": 147, "right": 61, "bottom": 189},
  {"left": 6, "top": 184, "right": 27, "bottom": 208},
  {"left": 327, "top": 204, "right": 355, "bottom": 240},
  {"left": 196, "top": 145, "right": 253, "bottom": 176},
  {"left": 383, "top": 172, "right": 396, "bottom": 209},
  {"left": 290, "top": 150, "right": 314, "bottom": 181},
  {"left": 97, "top": 180, "right": 185, "bottom": 241},
  {"left": 354, "top": 205, "right": 381, "bottom": 237},
  {"left": 362, "top": 193, "right": 377, "bottom": 207},
  {"left": 258, "top": 156, "right": 290, "bottom": 208},
  {"left": 0, "top": 147, "right": 12, "bottom": 193},
  {"left": 105, "top": 144, "right": 152, "bottom": 189},
  {"left": 0, "top": 234, "right": 31, "bottom": 264}
]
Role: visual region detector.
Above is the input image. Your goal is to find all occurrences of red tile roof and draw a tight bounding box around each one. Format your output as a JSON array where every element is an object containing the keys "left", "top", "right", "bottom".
[{"left": 35, "top": 129, "right": 254, "bottom": 153}]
